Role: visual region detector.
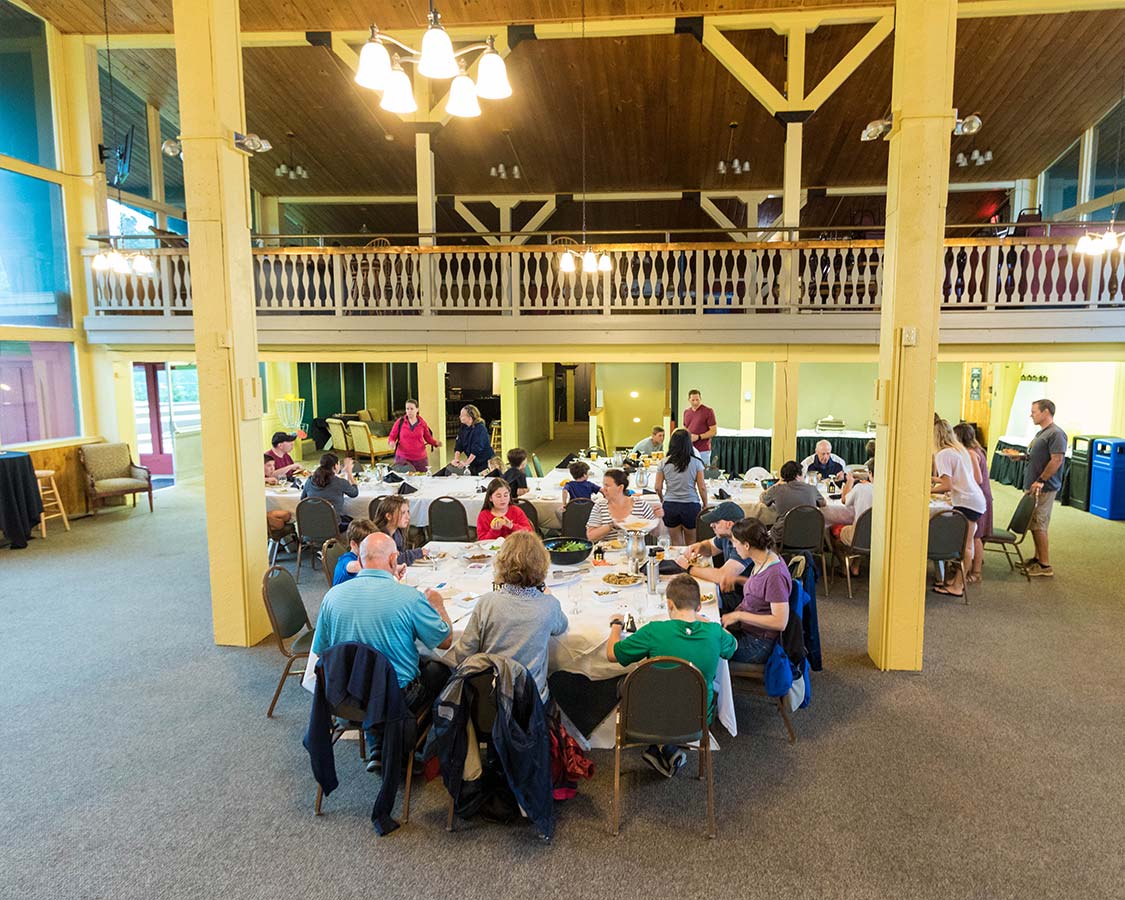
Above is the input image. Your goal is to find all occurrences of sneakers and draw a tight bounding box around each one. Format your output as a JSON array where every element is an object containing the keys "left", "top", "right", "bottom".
[
  {"left": 642, "top": 746, "right": 688, "bottom": 778},
  {"left": 1025, "top": 561, "right": 1054, "bottom": 577},
  {"left": 1016, "top": 557, "right": 1038, "bottom": 571}
]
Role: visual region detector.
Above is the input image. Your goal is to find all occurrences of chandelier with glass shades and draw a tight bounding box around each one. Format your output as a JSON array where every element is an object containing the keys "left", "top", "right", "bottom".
[
  {"left": 353, "top": 2, "right": 512, "bottom": 117},
  {"left": 91, "top": 245, "right": 154, "bottom": 277}
]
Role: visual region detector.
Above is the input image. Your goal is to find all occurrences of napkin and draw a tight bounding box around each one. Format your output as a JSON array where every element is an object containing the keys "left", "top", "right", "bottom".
[
  {"left": 715, "top": 488, "right": 731, "bottom": 500},
  {"left": 384, "top": 472, "right": 403, "bottom": 483},
  {"left": 556, "top": 454, "right": 578, "bottom": 469},
  {"left": 432, "top": 465, "right": 451, "bottom": 477},
  {"left": 642, "top": 488, "right": 657, "bottom": 495},
  {"left": 659, "top": 559, "right": 687, "bottom": 575},
  {"left": 397, "top": 482, "right": 418, "bottom": 495}
]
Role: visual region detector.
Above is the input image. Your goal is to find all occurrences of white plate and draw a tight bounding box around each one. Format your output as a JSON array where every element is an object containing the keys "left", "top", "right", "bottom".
[
  {"left": 601, "top": 574, "right": 645, "bottom": 590},
  {"left": 546, "top": 570, "right": 584, "bottom": 587}
]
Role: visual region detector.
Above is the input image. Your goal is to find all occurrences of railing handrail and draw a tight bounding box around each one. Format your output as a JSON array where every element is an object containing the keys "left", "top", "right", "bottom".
[{"left": 80, "top": 235, "right": 1090, "bottom": 257}]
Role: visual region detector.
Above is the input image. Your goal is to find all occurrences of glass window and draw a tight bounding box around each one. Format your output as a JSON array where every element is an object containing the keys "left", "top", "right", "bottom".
[
  {"left": 0, "top": 341, "right": 80, "bottom": 443},
  {"left": 0, "top": 1, "right": 56, "bottom": 168},
  {"left": 0, "top": 168, "right": 70, "bottom": 327},
  {"left": 108, "top": 197, "right": 158, "bottom": 248},
  {"left": 168, "top": 364, "right": 199, "bottom": 433},
  {"left": 98, "top": 62, "right": 151, "bottom": 199},
  {"left": 1091, "top": 98, "right": 1124, "bottom": 223},
  {"left": 1041, "top": 141, "right": 1080, "bottom": 218},
  {"left": 166, "top": 217, "right": 188, "bottom": 236}
]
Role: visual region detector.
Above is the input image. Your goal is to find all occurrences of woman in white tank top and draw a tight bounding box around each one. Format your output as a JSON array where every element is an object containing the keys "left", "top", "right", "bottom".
[{"left": 931, "top": 419, "right": 986, "bottom": 598}]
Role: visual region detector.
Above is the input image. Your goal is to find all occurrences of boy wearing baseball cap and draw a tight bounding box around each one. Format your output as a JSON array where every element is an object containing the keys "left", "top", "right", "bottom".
[{"left": 675, "top": 500, "right": 754, "bottom": 613}]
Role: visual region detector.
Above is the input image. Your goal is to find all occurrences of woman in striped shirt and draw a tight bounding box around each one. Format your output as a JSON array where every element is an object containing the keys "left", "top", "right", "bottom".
[{"left": 585, "top": 469, "right": 658, "bottom": 542}]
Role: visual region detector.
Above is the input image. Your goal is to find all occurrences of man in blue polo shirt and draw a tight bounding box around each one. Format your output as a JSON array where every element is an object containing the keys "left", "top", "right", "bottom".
[
  {"left": 312, "top": 532, "right": 452, "bottom": 768},
  {"left": 675, "top": 501, "right": 754, "bottom": 613}
]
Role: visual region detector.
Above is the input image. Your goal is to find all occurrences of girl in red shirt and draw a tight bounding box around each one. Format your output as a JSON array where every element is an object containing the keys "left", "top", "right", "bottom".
[
  {"left": 476, "top": 478, "right": 534, "bottom": 540},
  {"left": 388, "top": 399, "right": 441, "bottom": 471}
]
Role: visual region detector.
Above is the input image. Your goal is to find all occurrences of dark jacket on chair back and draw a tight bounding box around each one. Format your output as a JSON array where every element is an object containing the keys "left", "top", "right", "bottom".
[
  {"left": 303, "top": 642, "right": 410, "bottom": 835},
  {"left": 425, "top": 653, "right": 553, "bottom": 839}
]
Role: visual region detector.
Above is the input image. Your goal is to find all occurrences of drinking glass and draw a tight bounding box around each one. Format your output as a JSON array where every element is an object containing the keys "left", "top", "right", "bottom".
[{"left": 658, "top": 535, "right": 671, "bottom": 555}]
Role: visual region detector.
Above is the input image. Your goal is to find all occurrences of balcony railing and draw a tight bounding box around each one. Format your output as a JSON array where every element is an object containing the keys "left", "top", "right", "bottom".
[{"left": 84, "top": 239, "right": 1125, "bottom": 317}]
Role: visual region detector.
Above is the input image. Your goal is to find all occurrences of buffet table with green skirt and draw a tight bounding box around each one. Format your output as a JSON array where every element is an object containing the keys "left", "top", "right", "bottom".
[{"left": 989, "top": 438, "right": 1071, "bottom": 504}]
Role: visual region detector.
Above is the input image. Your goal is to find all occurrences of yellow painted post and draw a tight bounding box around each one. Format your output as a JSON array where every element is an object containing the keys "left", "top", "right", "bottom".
[
  {"left": 565, "top": 367, "right": 576, "bottom": 423},
  {"left": 771, "top": 359, "right": 798, "bottom": 472},
  {"left": 417, "top": 360, "right": 447, "bottom": 468},
  {"left": 259, "top": 195, "right": 280, "bottom": 244},
  {"left": 173, "top": 0, "right": 270, "bottom": 647},
  {"left": 739, "top": 362, "right": 757, "bottom": 429},
  {"left": 497, "top": 362, "right": 518, "bottom": 457},
  {"left": 867, "top": 0, "right": 958, "bottom": 672}
]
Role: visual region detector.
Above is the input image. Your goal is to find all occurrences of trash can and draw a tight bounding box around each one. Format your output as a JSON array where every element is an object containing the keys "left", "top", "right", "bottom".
[
  {"left": 1089, "top": 438, "right": 1125, "bottom": 520},
  {"left": 1065, "top": 434, "right": 1105, "bottom": 511}
]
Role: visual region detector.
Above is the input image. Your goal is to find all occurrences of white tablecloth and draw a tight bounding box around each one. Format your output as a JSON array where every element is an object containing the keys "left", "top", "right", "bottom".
[{"left": 407, "top": 540, "right": 736, "bottom": 748}]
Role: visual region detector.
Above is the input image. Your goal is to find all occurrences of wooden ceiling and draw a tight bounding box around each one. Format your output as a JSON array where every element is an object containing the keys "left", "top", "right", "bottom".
[
  {"left": 73, "top": 4, "right": 1125, "bottom": 232},
  {"left": 25, "top": 1, "right": 896, "bottom": 35}
]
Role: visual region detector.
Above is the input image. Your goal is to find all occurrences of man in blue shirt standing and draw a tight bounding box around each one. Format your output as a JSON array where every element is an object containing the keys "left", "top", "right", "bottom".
[{"left": 312, "top": 532, "right": 452, "bottom": 767}]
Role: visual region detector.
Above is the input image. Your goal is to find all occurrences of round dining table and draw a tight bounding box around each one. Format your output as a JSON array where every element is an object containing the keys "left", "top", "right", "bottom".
[{"left": 0, "top": 451, "right": 43, "bottom": 549}]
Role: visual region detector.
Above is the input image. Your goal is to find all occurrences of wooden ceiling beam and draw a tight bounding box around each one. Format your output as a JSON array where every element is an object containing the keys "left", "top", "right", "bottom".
[
  {"left": 453, "top": 200, "right": 501, "bottom": 245},
  {"left": 802, "top": 15, "right": 893, "bottom": 110},
  {"left": 959, "top": 0, "right": 1125, "bottom": 18},
  {"left": 701, "top": 24, "right": 788, "bottom": 116},
  {"left": 699, "top": 195, "right": 749, "bottom": 242},
  {"left": 510, "top": 199, "right": 557, "bottom": 245}
]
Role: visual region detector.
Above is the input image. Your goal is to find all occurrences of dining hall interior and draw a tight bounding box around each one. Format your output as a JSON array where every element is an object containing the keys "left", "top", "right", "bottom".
[{"left": 3, "top": 0, "right": 1125, "bottom": 896}]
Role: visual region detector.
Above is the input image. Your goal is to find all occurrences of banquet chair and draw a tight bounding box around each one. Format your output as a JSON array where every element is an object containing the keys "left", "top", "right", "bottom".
[
  {"left": 430, "top": 497, "right": 471, "bottom": 542},
  {"left": 325, "top": 418, "right": 352, "bottom": 456},
  {"left": 744, "top": 467, "right": 771, "bottom": 481},
  {"left": 514, "top": 498, "right": 541, "bottom": 535},
  {"left": 560, "top": 497, "right": 594, "bottom": 538},
  {"left": 704, "top": 466, "right": 723, "bottom": 480},
  {"left": 531, "top": 454, "right": 545, "bottom": 478},
  {"left": 982, "top": 492, "right": 1036, "bottom": 582},
  {"left": 840, "top": 508, "right": 873, "bottom": 599},
  {"left": 694, "top": 511, "right": 715, "bottom": 542},
  {"left": 312, "top": 651, "right": 431, "bottom": 825},
  {"left": 727, "top": 558, "right": 805, "bottom": 744},
  {"left": 611, "top": 657, "right": 715, "bottom": 839},
  {"left": 779, "top": 505, "right": 830, "bottom": 596},
  {"left": 78, "top": 442, "right": 153, "bottom": 515},
  {"left": 927, "top": 510, "right": 971, "bottom": 604},
  {"left": 260, "top": 566, "right": 314, "bottom": 717},
  {"left": 294, "top": 497, "right": 340, "bottom": 582},
  {"left": 445, "top": 670, "right": 499, "bottom": 832},
  {"left": 322, "top": 537, "right": 346, "bottom": 588}
]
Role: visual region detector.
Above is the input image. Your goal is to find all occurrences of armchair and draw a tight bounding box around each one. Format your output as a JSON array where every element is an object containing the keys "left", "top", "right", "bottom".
[{"left": 78, "top": 442, "right": 153, "bottom": 515}]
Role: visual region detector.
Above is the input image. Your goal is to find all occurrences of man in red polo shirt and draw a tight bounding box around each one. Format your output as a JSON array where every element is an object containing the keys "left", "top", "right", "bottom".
[{"left": 682, "top": 389, "right": 717, "bottom": 465}]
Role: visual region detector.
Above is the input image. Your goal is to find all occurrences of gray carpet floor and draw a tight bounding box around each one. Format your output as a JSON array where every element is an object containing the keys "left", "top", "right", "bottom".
[{"left": 2, "top": 481, "right": 1123, "bottom": 900}]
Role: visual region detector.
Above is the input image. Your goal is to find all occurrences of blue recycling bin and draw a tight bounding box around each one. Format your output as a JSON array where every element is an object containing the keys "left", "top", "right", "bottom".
[{"left": 1089, "top": 438, "right": 1125, "bottom": 520}]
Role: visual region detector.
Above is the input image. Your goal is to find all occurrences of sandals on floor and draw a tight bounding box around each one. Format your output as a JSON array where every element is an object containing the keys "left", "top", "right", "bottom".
[{"left": 932, "top": 585, "right": 965, "bottom": 598}]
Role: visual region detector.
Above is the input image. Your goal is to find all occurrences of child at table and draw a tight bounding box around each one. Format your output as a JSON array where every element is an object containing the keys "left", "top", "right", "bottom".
[
  {"left": 332, "top": 518, "right": 379, "bottom": 586},
  {"left": 476, "top": 479, "right": 534, "bottom": 540},
  {"left": 562, "top": 460, "right": 601, "bottom": 505},
  {"left": 503, "top": 448, "right": 531, "bottom": 497},
  {"left": 606, "top": 574, "right": 736, "bottom": 777}
]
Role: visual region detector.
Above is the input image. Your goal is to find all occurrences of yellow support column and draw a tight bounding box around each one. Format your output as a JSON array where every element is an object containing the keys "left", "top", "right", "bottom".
[
  {"left": 771, "top": 359, "right": 798, "bottom": 472},
  {"left": 173, "top": 0, "right": 270, "bottom": 647},
  {"left": 417, "top": 360, "right": 448, "bottom": 468},
  {"left": 497, "top": 362, "right": 519, "bottom": 456},
  {"left": 867, "top": 0, "right": 958, "bottom": 671}
]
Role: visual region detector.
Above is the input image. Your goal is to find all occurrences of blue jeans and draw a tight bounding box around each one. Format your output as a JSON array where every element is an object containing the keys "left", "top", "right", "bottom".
[{"left": 731, "top": 632, "right": 776, "bottom": 664}]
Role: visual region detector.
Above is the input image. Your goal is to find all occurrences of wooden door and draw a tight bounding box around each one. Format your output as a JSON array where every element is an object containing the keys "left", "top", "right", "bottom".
[{"left": 960, "top": 362, "right": 994, "bottom": 448}]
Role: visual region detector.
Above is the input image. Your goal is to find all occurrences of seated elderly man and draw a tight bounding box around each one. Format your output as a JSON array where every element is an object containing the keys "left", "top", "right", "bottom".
[
  {"left": 801, "top": 439, "right": 846, "bottom": 481},
  {"left": 311, "top": 532, "right": 452, "bottom": 770}
]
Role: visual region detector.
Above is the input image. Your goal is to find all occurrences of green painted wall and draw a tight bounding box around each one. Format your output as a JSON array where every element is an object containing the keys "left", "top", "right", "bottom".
[
  {"left": 677, "top": 362, "right": 742, "bottom": 428},
  {"left": 596, "top": 362, "right": 666, "bottom": 450},
  {"left": 796, "top": 362, "right": 962, "bottom": 431},
  {"left": 755, "top": 362, "right": 773, "bottom": 428}
]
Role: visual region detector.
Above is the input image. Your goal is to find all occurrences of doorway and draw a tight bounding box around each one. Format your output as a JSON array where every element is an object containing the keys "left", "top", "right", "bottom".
[{"left": 134, "top": 363, "right": 173, "bottom": 475}]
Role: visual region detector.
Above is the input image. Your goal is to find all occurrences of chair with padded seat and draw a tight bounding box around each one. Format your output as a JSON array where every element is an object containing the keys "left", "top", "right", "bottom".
[
  {"left": 611, "top": 657, "right": 715, "bottom": 839},
  {"left": 982, "top": 491, "right": 1036, "bottom": 582},
  {"left": 34, "top": 469, "right": 70, "bottom": 537},
  {"left": 531, "top": 453, "right": 545, "bottom": 478},
  {"left": 429, "top": 496, "right": 471, "bottom": 542},
  {"left": 694, "top": 511, "right": 715, "bottom": 543},
  {"left": 261, "top": 565, "right": 315, "bottom": 717},
  {"left": 561, "top": 497, "right": 594, "bottom": 538},
  {"left": 347, "top": 419, "right": 381, "bottom": 463},
  {"left": 322, "top": 537, "right": 347, "bottom": 588},
  {"left": 78, "top": 442, "right": 153, "bottom": 515},
  {"left": 839, "top": 508, "right": 873, "bottom": 599},
  {"left": 727, "top": 557, "right": 806, "bottom": 743},
  {"left": 514, "top": 498, "right": 541, "bottom": 535},
  {"left": 744, "top": 466, "right": 771, "bottom": 481},
  {"left": 294, "top": 497, "right": 339, "bottom": 582},
  {"left": 927, "top": 510, "right": 971, "bottom": 603},
  {"left": 325, "top": 417, "right": 352, "bottom": 456},
  {"left": 778, "top": 505, "right": 830, "bottom": 596}
]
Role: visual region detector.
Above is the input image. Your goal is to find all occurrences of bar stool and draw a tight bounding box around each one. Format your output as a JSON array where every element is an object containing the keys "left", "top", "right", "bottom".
[
  {"left": 489, "top": 420, "right": 503, "bottom": 452},
  {"left": 35, "top": 469, "right": 70, "bottom": 537}
]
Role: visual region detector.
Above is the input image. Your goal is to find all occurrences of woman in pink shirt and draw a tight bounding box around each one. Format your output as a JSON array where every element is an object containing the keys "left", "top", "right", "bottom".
[
  {"left": 476, "top": 479, "right": 534, "bottom": 540},
  {"left": 388, "top": 399, "right": 441, "bottom": 471}
]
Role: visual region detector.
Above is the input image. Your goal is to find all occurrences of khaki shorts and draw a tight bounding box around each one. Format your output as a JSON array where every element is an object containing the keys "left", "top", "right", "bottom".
[{"left": 1029, "top": 490, "right": 1057, "bottom": 531}]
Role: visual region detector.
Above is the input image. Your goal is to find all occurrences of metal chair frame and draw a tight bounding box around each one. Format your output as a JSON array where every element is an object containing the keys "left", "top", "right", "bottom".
[
  {"left": 294, "top": 496, "right": 340, "bottom": 582},
  {"left": 429, "top": 496, "right": 471, "bottom": 542},
  {"left": 982, "top": 492, "right": 1037, "bottom": 583},
  {"left": 840, "top": 507, "right": 873, "bottom": 599},
  {"left": 260, "top": 565, "right": 314, "bottom": 717},
  {"left": 561, "top": 497, "right": 594, "bottom": 538},
  {"left": 779, "top": 504, "right": 831, "bottom": 596},
  {"left": 612, "top": 657, "right": 715, "bottom": 839},
  {"left": 321, "top": 537, "right": 346, "bottom": 588},
  {"left": 927, "top": 510, "right": 971, "bottom": 604}
]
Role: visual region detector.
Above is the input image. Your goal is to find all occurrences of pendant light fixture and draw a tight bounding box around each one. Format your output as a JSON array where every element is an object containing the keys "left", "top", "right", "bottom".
[
  {"left": 354, "top": 3, "right": 511, "bottom": 119},
  {"left": 716, "top": 122, "right": 750, "bottom": 176},
  {"left": 559, "top": 0, "right": 611, "bottom": 276},
  {"left": 274, "top": 132, "right": 310, "bottom": 180}
]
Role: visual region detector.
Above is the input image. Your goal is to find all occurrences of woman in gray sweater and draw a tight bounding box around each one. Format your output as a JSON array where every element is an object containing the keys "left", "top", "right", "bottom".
[
  {"left": 452, "top": 531, "right": 569, "bottom": 699},
  {"left": 762, "top": 459, "right": 825, "bottom": 544}
]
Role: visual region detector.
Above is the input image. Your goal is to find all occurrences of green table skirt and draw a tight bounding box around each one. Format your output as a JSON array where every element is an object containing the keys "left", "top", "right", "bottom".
[
  {"left": 989, "top": 439, "right": 1071, "bottom": 503},
  {"left": 711, "top": 433, "right": 872, "bottom": 473}
]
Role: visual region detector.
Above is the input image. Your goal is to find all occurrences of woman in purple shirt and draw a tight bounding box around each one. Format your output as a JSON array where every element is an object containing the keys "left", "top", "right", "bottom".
[{"left": 720, "top": 518, "right": 792, "bottom": 663}]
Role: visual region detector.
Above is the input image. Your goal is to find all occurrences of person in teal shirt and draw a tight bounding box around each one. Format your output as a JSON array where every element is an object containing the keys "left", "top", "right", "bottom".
[
  {"left": 312, "top": 533, "right": 452, "bottom": 768},
  {"left": 606, "top": 574, "right": 736, "bottom": 778}
]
